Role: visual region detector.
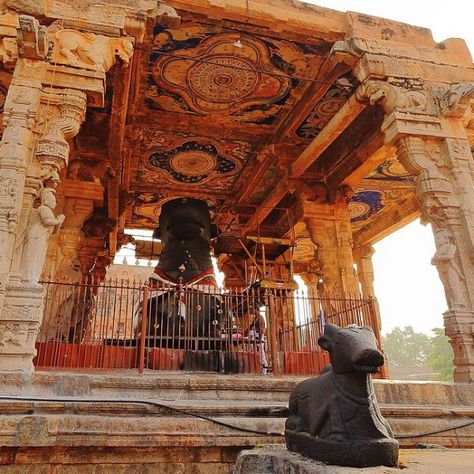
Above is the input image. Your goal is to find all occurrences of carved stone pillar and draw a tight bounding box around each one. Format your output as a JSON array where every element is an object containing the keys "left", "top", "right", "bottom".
[
  {"left": 299, "top": 270, "right": 321, "bottom": 322},
  {"left": 302, "top": 199, "right": 359, "bottom": 297},
  {"left": 353, "top": 245, "right": 385, "bottom": 374},
  {"left": 360, "top": 78, "right": 474, "bottom": 381},
  {"left": 396, "top": 135, "right": 474, "bottom": 382},
  {"left": 0, "top": 60, "right": 45, "bottom": 371}
]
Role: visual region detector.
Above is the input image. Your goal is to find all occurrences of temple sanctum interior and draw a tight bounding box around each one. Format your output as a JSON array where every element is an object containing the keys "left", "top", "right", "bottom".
[{"left": 0, "top": 0, "right": 473, "bottom": 471}]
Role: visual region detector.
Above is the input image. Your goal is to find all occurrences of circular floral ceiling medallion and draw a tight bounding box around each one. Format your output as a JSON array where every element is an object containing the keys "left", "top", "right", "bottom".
[
  {"left": 188, "top": 55, "right": 258, "bottom": 103},
  {"left": 170, "top": 151, "right": 217, "bottom": 176},
  {"left": 147, "top": 141, "right": 237, "bottom": 185}
]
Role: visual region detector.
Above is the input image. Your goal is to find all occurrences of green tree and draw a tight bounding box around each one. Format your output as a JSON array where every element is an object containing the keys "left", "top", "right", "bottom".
[
  {"left": 382, "top": 326, "right": 431, "bottom": 368},
  {"left": 426, "top": 327, "right": 454, "bottom": 381}
]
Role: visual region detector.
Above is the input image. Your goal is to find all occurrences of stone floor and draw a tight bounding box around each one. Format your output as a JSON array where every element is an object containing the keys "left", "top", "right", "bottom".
[{"left": 233, "top": 446, "right": 474, "bottom": 473}]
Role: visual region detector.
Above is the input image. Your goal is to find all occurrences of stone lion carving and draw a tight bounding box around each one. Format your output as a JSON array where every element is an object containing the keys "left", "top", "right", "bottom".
[{"left": 53, "top": 30, "right": 134, "bottom": 71}]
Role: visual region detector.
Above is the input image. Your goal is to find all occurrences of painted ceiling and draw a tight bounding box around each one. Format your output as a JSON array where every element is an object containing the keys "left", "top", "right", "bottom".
[
  {"left": 60, "top": 11, "right": 419, "bottom": 248},
  {"left": 349, "top": 156, "right": 416, "bottom": 233},
  {"left": 126, "top": 16, "right": 338, "bottom": 218}
]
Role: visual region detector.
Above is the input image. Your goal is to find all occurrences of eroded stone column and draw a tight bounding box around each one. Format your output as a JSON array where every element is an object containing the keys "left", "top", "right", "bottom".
[
  {"left": 299, "top": 270, "right": 321, "bottom": 323},
  {"left": 353, "top": 245, "right": 386, "bottom": 376}
]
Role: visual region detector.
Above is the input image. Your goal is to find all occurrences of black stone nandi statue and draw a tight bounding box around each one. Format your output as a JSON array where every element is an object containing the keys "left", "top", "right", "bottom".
[
  {"left": 285, "top": 323, "right": 399, "bottom": 468},
  {"left": 140, "top": 198, "right": 225, "bottom": 346}
]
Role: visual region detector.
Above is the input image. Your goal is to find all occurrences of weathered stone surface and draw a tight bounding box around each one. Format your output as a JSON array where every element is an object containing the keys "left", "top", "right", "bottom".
[{"left": 233, "top": 446, "right": 474, "bottom": 474}]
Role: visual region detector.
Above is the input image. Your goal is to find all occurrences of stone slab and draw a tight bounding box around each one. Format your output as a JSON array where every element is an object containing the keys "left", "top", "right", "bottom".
[{"left": 232, "top": 445, "right": 474, "bottom": 474}]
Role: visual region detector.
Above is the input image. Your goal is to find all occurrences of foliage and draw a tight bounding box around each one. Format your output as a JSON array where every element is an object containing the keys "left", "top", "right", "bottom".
[
  {"left": 382, "top": 326, "right": 431, "bottom": 368},
  {"left": 382, "top": 326, "right": 454, "bottom": 381},
  {"left": 426, "top": 327, "right": 454, "bottom": 381}
]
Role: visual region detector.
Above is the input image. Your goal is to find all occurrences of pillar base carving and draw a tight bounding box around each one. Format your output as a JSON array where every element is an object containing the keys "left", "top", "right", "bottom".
[
  {"left": 0, "top": 284, "right": 44, "bottom": 373},
  {"left": 443, "top": 310, "right": 474, "bottom": 383}
]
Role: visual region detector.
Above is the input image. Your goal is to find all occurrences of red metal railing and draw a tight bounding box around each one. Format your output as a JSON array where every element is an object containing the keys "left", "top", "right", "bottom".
[{"left": 34, "top": 278, "right": 383, "bottom": 376}]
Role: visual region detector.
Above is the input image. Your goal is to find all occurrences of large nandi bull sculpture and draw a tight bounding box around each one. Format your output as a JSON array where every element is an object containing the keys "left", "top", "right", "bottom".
[{"left": 138, "top": 198, "right": 225, "bottom": 346}]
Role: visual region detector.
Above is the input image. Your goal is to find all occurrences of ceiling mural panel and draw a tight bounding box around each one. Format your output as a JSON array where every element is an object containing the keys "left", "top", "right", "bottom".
[
  {"left": 246, "top": 163, "right": 281, "bottom": 205},
  {"left": 349, "top": 156, "right": 416, "bottom": 233},
  {"left": 132, "top": 131, "right": 253, "bottom": 193},
  {"left": 142, "top": 22, "right": 321, "bottom": 126}
]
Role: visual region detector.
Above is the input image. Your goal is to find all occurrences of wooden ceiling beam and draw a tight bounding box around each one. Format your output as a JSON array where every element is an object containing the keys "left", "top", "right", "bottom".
[
  {"left": 273, "top": 59, "right": 351, "bottom": 141},
  {"left": 242, "top": 179, "right": 288, "bottom": 232},
  {"left": 242, "top": 93, "right": 366, "bottom": 235},
  {"left": 107, "top": 60, "right": 134, "bottom": 255},
  {"left": 291, "top": 94, "right": 366, "bottom": 178}
]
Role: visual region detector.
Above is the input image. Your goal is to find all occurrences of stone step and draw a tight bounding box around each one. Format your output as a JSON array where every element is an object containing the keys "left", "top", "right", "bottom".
[
  {"left": 0, "top": 397, "right": 472, "bottom": 449},
  {"left": 2, "top": 371, "right": 473, "bottom": 406},
  {"left": 0, "top": 398, "right": 473, "bottom": 420},
  {"left": 0, "top": 371, "right": 472, "bottom": 453}
]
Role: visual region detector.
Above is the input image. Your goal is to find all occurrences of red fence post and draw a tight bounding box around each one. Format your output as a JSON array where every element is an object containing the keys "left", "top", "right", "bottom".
[
  {"left": 138, "top": 285, "right": 149, "bottom": 374},
  {"left": 266, "top": 291, "right": 280, "bottom": 376}
]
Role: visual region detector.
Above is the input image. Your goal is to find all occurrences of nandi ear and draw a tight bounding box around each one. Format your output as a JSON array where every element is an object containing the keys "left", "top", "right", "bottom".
[
  {"left": 324, "top": 323, "right": 339, "bottom": 337},
  {"left": 318, "top": 323, "right": 338, "bottom": 351},
  {"left": 318, "top": 334, "right": 331, "bottom": 351}
]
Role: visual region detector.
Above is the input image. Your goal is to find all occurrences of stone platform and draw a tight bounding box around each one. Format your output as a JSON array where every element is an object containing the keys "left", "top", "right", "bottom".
[
  {"left": 0, "top": 371, "right": 472, "bottom": 472},
  {"left": 233, "top": 446, "right": 474, "bottom": 473}
]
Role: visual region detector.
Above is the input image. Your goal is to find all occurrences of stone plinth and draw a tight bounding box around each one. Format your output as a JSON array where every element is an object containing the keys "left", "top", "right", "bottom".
[
  {"left": 0, "top": 284, "right": 44, "bottom": 373},
  {"left": 232, "top": 446, "right": 474, "bottom": 474}
]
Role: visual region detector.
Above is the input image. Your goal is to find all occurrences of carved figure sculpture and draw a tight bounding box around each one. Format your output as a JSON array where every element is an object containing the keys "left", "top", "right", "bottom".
[
  {"left": 285, "top": 323, "right": 398, "bottom": 468},
  {"left": 20, "top": 188, "right": 65, "bottom": 284},
  {"left": 0, "top": 323, "right": 29, "bottom": 347},
  {"left": 432, "top": 227, "right": 465, "bottom": 308},
  {"left": 53, "top": 30, "right": 134, "bottom": 71}
]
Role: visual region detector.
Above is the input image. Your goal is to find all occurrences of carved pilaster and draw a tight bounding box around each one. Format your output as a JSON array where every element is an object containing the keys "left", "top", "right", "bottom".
[{"left": 302, "top": 197, "right": 359, "bottom": 297}]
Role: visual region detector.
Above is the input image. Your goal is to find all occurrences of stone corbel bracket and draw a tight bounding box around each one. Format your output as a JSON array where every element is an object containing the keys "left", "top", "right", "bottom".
[
  {"left": 16, "top": 15, "right": 48, "bottom": 60},
  {"left": 49, "top": 30, "right": 134, "bottom": 73},
  {"left": 434, "top": 82, "right": 474, "bottom": 118},
  {"left": 36, "top": 89, "right": 87, "bottom": 178},
  {"left": 356, "top": 78, "right": 446, "bottom": 144}
]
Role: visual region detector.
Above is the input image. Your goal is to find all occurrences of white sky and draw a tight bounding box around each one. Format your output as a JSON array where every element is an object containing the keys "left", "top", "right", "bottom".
[{"left": 306, "top": 0, "right": 474, "bottom": 334}]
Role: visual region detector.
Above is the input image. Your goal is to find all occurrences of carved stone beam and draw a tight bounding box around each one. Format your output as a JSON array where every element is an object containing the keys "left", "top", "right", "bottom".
[{"left": 7, "top": 1, "right": 180, "bottom": 43}]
